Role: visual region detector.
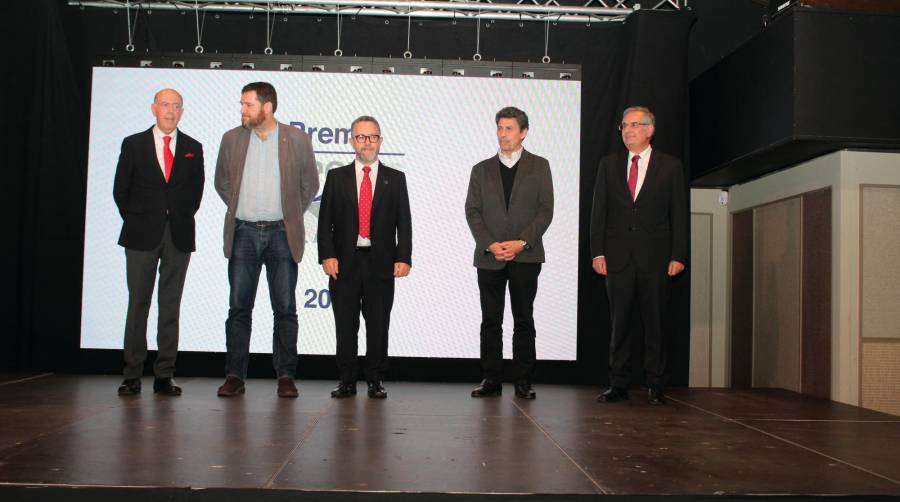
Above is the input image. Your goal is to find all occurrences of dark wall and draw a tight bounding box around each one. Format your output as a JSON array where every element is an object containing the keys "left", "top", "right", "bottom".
[{"left": 6, "top": 1, "right": 694, "bottom": 387}]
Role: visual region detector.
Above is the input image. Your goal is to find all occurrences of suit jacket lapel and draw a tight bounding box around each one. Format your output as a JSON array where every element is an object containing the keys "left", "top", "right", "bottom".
[
  {"left": 169, "top": 130, "right": 184, "bottom": 183},
  {"left": 508, "top": 150, "right": 531, "bottom": 210},
  {"left": 487, "top": 154, "right": 507, "bottom": 215},
  {"left": 636, "top": 150, "right": 660, "bottom": 204},
  {"left": 344, "top": 163, "right": 359, "bottom": 229},
  {"left": 141, "top": 128, "right": 167, "bottom": 185},
  {"left": 371, "top": 162, "right": 388, "bottom": 216},
  {"left": 616, "top": 151, "right": 631, "bottom": 201},
  {"left": 277, "top": 123, "right": 289, "bottom": 196}
]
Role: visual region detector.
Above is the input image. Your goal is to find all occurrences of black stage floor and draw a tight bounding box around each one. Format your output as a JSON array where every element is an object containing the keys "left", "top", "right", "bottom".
[{"left": 1, "top": 374, "right": 899, "bottom": 498}]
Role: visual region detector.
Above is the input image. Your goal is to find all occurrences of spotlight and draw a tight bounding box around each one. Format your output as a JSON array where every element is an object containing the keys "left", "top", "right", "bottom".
[
  {"left": 520, "top": 72, "right": 534, "bottom": 79},
  {"left": 280, "top": 63, "right": 293, "bottom": 71},
  {"left": 172, "top": 61, "right": 185, "bottom": 68},
  {"left": 312, "top": 64, "right": 325, "bottom": 72},
  {"left": 209, "top": 62, "right": 223, "bottom": 69},
  {"left": 452, "top": 69, "right": 465, "bottom": 76},
  {"left": 140, "top": 60, "right": 153, "bottom": 68},
  {"left": 101, "top": 59, "right": 115, "bottom": 67},
  {"left": 490, "top": 70, "right": 504, "bottom": 77},
  {"left": 350, "top": 66, "right": 364, "bottom": 73},
  {"left": 419, "top": 68, "right": 433, "bottom": 75},
  {"left": 242, "top": 62, "right": 255, "bottom": 70},
  {"left": 559, "top": 72, "right": 572, "bottom": 80},
  {"left": 381, "top": 66, "right": 395, "bottom": 74}
]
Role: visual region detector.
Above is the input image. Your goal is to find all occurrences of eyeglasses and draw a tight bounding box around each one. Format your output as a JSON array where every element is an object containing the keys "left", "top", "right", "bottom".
[
  {"left": 618, "top": 122, "right": 651, "bottom": 131},
  {"left": 353, "top": 134, "right": 381, "bottom": 143}
]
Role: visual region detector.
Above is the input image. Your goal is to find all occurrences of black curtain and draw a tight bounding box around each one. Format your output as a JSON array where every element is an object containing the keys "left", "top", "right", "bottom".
[{"left": 6, "top": 1, "right": 694, "bottom": 386}]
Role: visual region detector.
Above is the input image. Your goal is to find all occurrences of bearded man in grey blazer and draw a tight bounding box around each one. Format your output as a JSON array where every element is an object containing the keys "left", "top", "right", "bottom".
[
  {"left": 214, "top": 82, "right": 319, "bottom": 398},
  {"left": 465, "top": 107, "right": 554, "bottom": 400}
]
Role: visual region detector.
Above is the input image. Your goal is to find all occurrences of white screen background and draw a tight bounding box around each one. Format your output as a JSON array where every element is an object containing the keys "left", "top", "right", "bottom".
[{"left": 82, "top": 67, "right": 581, "bottom": 360}]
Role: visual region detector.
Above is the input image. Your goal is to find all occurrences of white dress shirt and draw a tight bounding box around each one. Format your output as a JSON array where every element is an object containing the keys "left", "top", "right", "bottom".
[
  {"left": 355, "top": 158, "right": 380, "bottom": 247},
  {"left": 152, "top": 126, "right": 177, "bottom": 178},
  {"left": 626, "top": 145, "right": 652, "bottom": 198}
]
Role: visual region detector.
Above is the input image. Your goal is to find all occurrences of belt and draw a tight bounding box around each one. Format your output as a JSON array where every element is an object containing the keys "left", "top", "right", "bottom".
[{"left": 237, "top": 219, "right": 283, "bottom": 228}]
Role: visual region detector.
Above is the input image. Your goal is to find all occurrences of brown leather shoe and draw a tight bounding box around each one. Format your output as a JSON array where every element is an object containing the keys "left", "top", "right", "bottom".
[
  {"left": 217, "top": 376, "right": 245, "bottom": 397},
  {"left": 277, "top": 377, "right": 299, "bottom": 398}
]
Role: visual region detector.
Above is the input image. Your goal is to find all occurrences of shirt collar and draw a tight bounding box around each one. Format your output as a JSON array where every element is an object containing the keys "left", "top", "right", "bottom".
[
  {"left": 355, "top": 158, "right": 380, "bottom": 172},
  {"left": 153, "top": 126, "right": 177, "bottom": 142},
  {"left": 498, "top": 147, "right": 524, "bottom": 168},
  {"left": 628, "top": 145, "right": 652, "bottom": 162}
]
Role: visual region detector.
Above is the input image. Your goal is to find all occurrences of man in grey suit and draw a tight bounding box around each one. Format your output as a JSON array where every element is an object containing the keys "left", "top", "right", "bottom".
[
  {"left": 465, "top": 107, "right": 554, "bottom": 400},
  {"left": 214, "top": 82, "right": 319, "bottom": 398}
]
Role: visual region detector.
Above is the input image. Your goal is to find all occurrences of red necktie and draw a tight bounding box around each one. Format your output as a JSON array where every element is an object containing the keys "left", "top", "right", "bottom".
[
  {"left": 628, "top": 154, "right": 640, "bottom": 201},
  {"left": 163, "top": 135, "right": 174, "bottom": 183},
  {"left": 358, "top": 165, "right": 373, "bottom": 238}
]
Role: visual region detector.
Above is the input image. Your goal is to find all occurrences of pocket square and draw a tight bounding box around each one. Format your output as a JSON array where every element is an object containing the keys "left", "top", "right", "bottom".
[{"left": 185, "top": 152, "right": 195, "bottom": 158}]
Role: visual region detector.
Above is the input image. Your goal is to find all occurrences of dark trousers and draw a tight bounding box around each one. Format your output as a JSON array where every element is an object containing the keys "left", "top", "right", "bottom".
[
  {"left": 605, "top": 260, "right": 671, "bottom": 389},
  {"left": 330, "top": 248, "right": 394, "bottom": 383},
  {"left": 225, "top": 220, "right": 298, "bottom": 380},
  {"left": 476, "top": 261, "right": 541, "bottom": 383},
  {"left": 123, "top": 222, "right": 190, "bottom": 379}
]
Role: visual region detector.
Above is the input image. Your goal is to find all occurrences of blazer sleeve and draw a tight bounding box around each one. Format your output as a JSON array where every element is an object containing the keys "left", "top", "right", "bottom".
[
  {"left": 394, "top": 171, "right": 412, "bottom": 265},
  {"left": 464, "top": 164, "right": 495, "bottom": 252},
  {"left": 112, "top": 136, "right": 134, "bottom": 220},
  {"left": 316, "top": 169, "right": 337, "bottom": 263},
  {"left": 214, "top": 131, "right": 231, "bottom": 206},
  {"left": 669, "top": 156, "right": 688, "bottom": 264},
  {"left": 297, "top": 132, "right": 319, "bottom": 212},
  {"left": 589, "top": 158, "right": 609, "bottom": 258},
  {"left": 518, "top": 159, "right": 554, "bottom": 245}
]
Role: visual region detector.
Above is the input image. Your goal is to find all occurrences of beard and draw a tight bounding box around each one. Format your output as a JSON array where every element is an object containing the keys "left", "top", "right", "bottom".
[{"left": 242, "top": 112, "right": 264, "bottom": 129}]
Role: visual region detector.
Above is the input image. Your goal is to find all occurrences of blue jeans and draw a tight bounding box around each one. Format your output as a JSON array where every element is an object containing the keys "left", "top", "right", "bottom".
[{"left": 225, "top": 220, "right": 298, "bottom": 379}]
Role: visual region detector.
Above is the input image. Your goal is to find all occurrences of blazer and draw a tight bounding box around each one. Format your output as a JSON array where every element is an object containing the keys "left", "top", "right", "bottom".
[
  {"left": 113, "top": 127, "right": 205, "bottom": 253},
  {"left": 464, "top": 149, "right": 554, "bottom": 270},
  {"left": 317, "top": 161, "right": 412, "bottom": 279},
  {"left": 590, "top": 149, "right": 688, "bottom": 273},
  {"left": 214, "top": 122, "right": 319, "bottom": 263}
]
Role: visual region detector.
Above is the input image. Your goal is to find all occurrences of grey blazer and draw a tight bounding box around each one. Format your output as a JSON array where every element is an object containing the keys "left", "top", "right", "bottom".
[
  {"left": 214, "top": 121, "right": 319, "bottom": 263},
  {"left": 464, "top": 149, "right": 554, "bottom": 270}
]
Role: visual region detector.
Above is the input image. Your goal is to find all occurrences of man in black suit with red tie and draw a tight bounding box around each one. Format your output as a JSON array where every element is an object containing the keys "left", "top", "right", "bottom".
[
  {"left": 590, "top": 106, "right": 687, "bottom": 406},
  {"left": 318, "top": 116, "right": 412, "bottom": 399},
  {"left": 113, "top": 88, "right": 205, "bottom": 396}
]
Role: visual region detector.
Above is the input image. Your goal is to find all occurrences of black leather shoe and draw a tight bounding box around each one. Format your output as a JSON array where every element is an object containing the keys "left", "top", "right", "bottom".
[
  {"left": 367, "top": 381, "right": 387, "bottom": 399},
  {"left": 648, "top": 387, "right": 666, "bottom": 406},
  {"left": 153, "top": 377, "right": 182, "bottom": 396},
  {"left": 514, "top": 381, "right": 536, "bottom": 399},
  {"left": 118, "top": 378, "right": 141, "bottom": 396},
  {"left": 331, "top": 381, "right": 357, "bottom": 398},
  {"left": 597, "top": 387, "right": 629, "bottom": 403},
  {"left": 217, "top": 376, "right": 245, "bottom": 397},
  {"left": 471, "top": 380, "right": 502, "bottom": 398}
]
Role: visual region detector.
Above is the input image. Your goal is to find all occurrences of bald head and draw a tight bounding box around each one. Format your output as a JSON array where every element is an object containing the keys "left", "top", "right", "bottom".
[{"left": 151, "top": 88, "right": 184, "bottom": 134}]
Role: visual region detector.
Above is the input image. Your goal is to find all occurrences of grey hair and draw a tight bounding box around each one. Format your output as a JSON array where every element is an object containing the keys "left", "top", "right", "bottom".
[
  {"left": 351, "top": 115, "right": 381, "bottom": 133},
  {"left": 622, "top": 106, "right": 655, "bottom": 125}
]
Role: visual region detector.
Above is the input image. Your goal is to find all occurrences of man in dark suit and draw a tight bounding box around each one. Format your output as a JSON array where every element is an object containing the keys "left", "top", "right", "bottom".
[
  {"left": 590, "top": 106, "right": 687, "bottom": 405},
  {"left": 214, "top": 82, "right": 319, "bottom": 398},
  {"left": 465, "top": 107, "right": 554, "bottom": 400},
  {"left": 113, "top": 88, "right": 205, "bottom": 396},
  {"left": 318, "top": 116, "right": 412, "bottom": 400}
]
